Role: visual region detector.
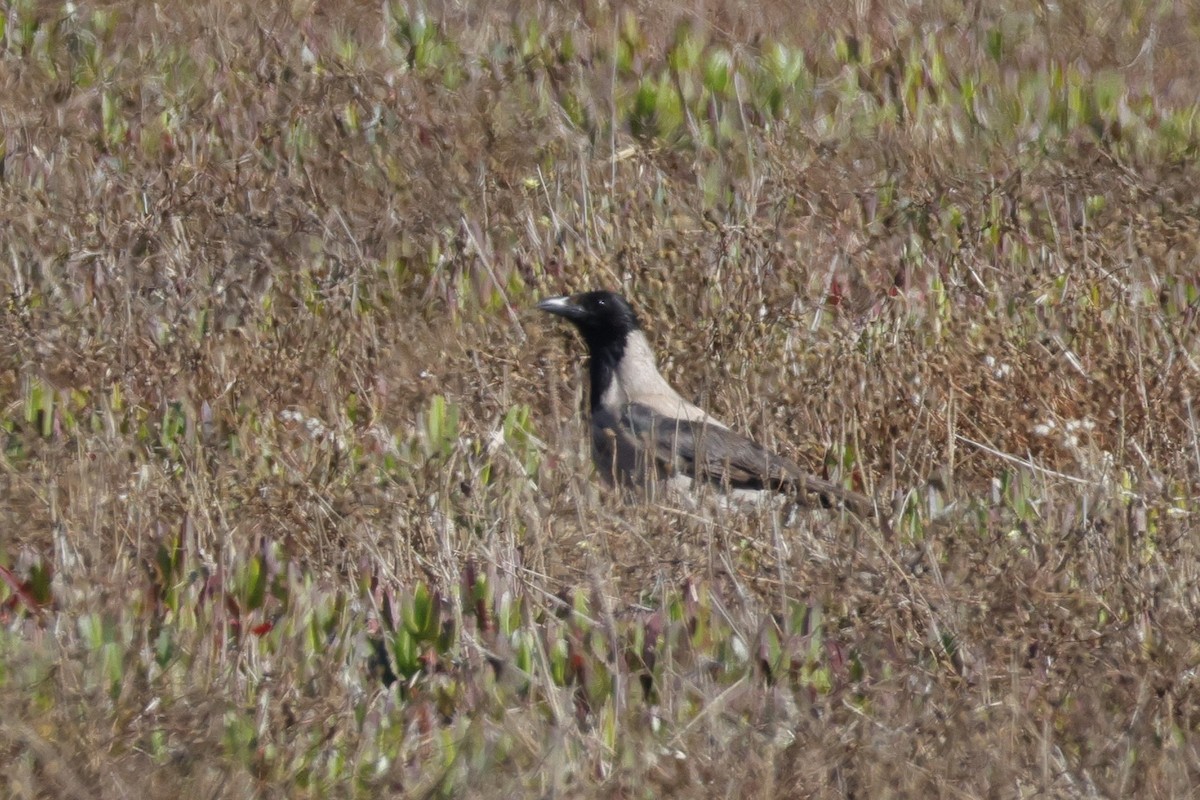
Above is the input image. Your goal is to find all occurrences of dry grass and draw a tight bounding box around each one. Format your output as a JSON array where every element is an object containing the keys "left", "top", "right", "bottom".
[{"left": 2, "top": 0, "right": 1199, "bottom": 797}]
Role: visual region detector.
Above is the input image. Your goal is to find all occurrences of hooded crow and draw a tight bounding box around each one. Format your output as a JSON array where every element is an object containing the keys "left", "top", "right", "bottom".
[{"left": 537, "top": 290, "right": 874, "bottom": 514}]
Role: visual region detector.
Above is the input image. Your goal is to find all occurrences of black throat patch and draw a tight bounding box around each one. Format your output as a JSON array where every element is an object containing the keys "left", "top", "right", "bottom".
[{"left": 582, "top": 327, "right": 627, "bottom": 411}]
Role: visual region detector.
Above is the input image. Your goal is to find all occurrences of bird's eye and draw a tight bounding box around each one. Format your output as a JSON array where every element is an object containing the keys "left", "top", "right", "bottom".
[{"left": 595, "top": 298, "right": 607, "bottom": 307}]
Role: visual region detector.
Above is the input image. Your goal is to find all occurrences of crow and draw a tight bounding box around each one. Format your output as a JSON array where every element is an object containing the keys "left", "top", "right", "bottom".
[{"left": 537, "top": 290, "right": 874, "bottom": 515}]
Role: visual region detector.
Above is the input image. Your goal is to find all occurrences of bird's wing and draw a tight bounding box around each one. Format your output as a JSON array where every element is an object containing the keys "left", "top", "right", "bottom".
[{"left": 617, "top": 402, "right": 875, "bottom": 512}]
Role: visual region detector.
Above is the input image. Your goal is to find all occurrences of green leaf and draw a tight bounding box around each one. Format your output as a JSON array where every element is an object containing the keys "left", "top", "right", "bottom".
[
  {"left": 513, "top": 629, "right": 534, "bottom": 677},
  {"left": 703, "top": 49, "right": 733, "bottom": 97},
  {"left": 550, "top": 637, "right": 569, "bottom": 685},
  {"left": 986, "top": 27, "right": 1004, "bottom": 62},
  {"left": 392, "top": 627, "right": 421, "bottom": 680},
  {"left": 245, "top": 554, "right": 267, "bottom": 611},
  {"left": 425, "top": 395, "right": 459, "bottom": 458},
  {"left": 155, "top": 627, "right": 174, "bottom": 667},
  {"left": 667, "top": 23, "right": 703, "bottom": 74},
  {"left": 405, "top": 582, "right": 440, "bottom": 642}
]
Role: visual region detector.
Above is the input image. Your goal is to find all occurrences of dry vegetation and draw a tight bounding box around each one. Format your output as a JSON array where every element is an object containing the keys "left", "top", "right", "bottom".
[{"left": 2, "top": 0, "right": 1199, "bottom": 796}]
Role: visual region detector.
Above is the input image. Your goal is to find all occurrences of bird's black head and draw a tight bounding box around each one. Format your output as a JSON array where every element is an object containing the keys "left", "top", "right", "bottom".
[
  {"left": 537, "top": 291, "right": 643, "bottom": 409},
  {"left": 536, "top": 291, "right": 642, "bottom": 355}
]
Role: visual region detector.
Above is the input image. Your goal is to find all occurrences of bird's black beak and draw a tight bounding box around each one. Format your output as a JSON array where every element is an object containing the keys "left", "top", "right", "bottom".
[{"left": 536, "top": 295, "right": 586, "bottom": 321}]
